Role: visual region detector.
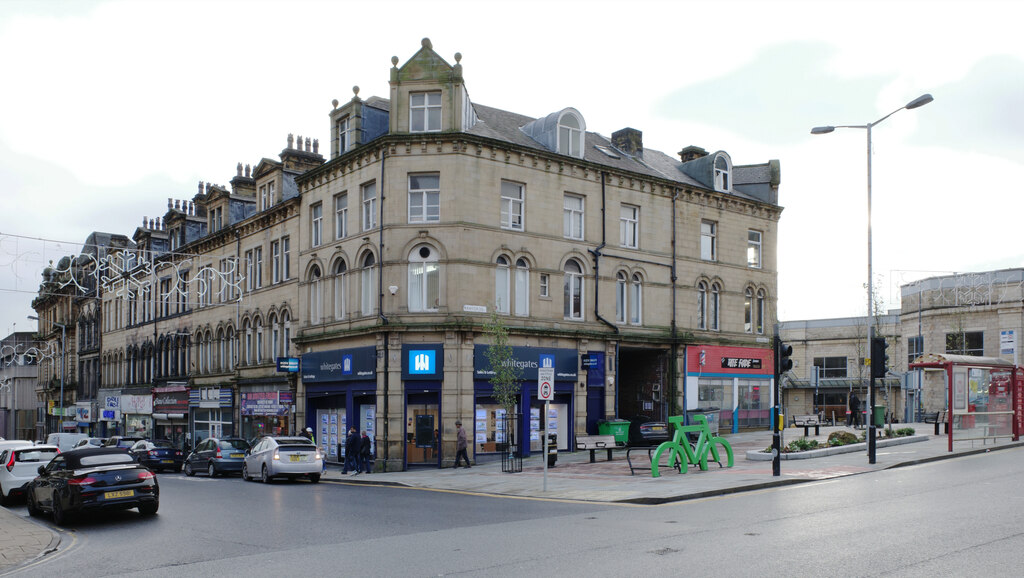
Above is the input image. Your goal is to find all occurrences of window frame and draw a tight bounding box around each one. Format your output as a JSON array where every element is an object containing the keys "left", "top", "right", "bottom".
[
  {"left": 361, "top": 182, "right": 377, "bottom": 232},
  {"left": 408, "top": 245, "right": 440, "bottom": 313},
  {"left": 410, "top": 91, "right": 442, "bottom": 133},
  {"left": 514, "top": 258, "right": 530, "bottom": 317},
  {"left": 500, "top": 181, "right": 524, "bottom": 231},
  {"left": 495, "top": 256, "right": 510, "bottom": 314},
  {"left": 563, "top": 259, "right": 584, "bottom": 321},
  {"left": 620, "top": 204, "right": 639, "bottom": 249},
  {"left": 334, "top": 192, "right": 348, "bottom": 240},
  {"left": 747, "top": 230, "right": 763, "bottom": 269},
  {"left": 408, "top": 173, "right": 440, "bottom": 224},
  {"left": 563, "top": 193, "right": 584, "bottom": 240},
  {"left": 701, "top": 220, "right": 717, "bottom": 261},
  {"left": 311, "top": 202, "right": 323, "bottom": 247}
]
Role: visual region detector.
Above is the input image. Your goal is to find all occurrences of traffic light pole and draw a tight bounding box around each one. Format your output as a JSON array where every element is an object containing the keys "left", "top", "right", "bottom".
[{"left": 868, "top": 327, "right": 877, "bottom": 464}]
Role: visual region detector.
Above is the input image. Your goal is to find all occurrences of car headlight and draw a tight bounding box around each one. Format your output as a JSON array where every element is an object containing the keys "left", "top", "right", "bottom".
[{"left": 273, "top": 453, "right": 280, "bottom": 461}]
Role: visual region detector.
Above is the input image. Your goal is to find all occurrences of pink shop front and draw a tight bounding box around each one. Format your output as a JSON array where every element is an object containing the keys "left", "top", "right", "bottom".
[{"left": 684, "top": 344, "right": 774, "bottom": 433}]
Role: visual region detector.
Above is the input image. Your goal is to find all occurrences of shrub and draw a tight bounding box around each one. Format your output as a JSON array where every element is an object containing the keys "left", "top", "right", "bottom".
[
  {"left": 785, "top": 438, "right": 820, "bottom": 452},
  {"left": 894, "top": 427, "right": 915, "bottom": 437},
  {"left": 827, "top": 431, "right": 859, "bottom": 446}
]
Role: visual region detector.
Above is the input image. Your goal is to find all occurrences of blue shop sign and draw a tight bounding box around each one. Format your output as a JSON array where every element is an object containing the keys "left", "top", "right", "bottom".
[
  {"left": 473, "top": 345, "right": 578, "bottom": 381},
  {"left": 302, "top": 346, "right": 376, "bottom": 383},
  {"left": 402, "top": 344, "right": 444, "bottom": 380},
  {"left": 276, "top": 357, "right": 300, "bottom": 372}
]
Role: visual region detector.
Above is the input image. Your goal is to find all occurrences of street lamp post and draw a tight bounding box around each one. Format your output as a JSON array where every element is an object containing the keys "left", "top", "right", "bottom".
[
  {"left": 811, "top": 93, "right": 933, "bottom": 464},
  {"left": 28, "top": 314, "right": 67, "bottom": 433}
]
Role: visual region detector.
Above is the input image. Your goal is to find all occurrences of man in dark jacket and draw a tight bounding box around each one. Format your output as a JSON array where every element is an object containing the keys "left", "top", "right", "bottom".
[
  {"left": 848, "top": 393, "right": 861, "bottom": 427},
  {"left": 343, "top": 427, "right": 359, "bottom": 475},
  {"left": 359, "top": 431, "right": 372, "bottom": 474}
]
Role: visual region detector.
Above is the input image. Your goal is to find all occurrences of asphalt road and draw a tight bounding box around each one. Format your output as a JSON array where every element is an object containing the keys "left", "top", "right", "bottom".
[{"left": 9, "top": 448, "right": 1024, "bottom": 576}]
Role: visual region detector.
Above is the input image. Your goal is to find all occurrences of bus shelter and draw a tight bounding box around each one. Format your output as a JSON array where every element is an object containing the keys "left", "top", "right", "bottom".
[{"left": 908, "top": 354, "right": 1022, "bottom": 452}]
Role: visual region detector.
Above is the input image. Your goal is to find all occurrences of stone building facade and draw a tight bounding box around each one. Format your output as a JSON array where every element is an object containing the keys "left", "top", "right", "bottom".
[{"left": 36, "top": 39, "right": 784, "bottom": 470}]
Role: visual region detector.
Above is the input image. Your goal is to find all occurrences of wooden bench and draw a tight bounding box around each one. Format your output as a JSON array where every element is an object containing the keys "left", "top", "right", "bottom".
[
  {"left": 575, "top": 434, "right": 620, "bottom": 463},
  {"left": 791, "top": 414, "right": 822, "bottom": 436},
  {"left": 923, "top": 410, "right": 948, "bottom": 435}
]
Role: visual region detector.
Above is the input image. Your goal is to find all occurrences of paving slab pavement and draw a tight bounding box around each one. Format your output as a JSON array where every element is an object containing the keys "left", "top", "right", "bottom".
[
  {"left": 0, "top": 504, "right": 59, "bottom": 575},
  {"left": 323, "top": 422, "right": 1024, "bottom": 504}
]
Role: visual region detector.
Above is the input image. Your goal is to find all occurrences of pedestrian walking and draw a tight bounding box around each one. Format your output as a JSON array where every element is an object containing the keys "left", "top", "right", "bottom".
[
  {"left": 343, "top": 427, "right": 360, "bottom": 475},
  {"left": 359, "top": 431, "right": 372, "bottom": 474},
  {"left": 453, "top": 420, "right": 470, "bottom": 468},
  {"left": 848, "top": 393, "right": 861, "bottom": 427}
]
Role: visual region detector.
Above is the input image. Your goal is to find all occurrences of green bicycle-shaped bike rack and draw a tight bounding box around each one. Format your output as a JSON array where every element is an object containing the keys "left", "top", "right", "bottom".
[{"left": 651, "top": 414, "right": 734, "bottom": 478}]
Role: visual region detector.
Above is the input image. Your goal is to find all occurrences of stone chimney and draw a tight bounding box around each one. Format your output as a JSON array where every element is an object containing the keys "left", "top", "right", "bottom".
[
  {"left": 678, "top": 145, "right": 708, "bottom": 163},
  {"left": 611, "top": 128, "right": 643, "bottom": 157}
]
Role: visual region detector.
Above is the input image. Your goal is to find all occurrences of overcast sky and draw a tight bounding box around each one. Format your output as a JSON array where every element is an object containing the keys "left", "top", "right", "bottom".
[{"left": 2, "top": 0, "right": 1022, "bottom": 338}]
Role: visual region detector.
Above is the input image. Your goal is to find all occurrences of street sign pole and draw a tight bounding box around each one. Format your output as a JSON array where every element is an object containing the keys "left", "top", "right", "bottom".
[{"left": 538, "top": 367, "right": 555, "bottom": 492}]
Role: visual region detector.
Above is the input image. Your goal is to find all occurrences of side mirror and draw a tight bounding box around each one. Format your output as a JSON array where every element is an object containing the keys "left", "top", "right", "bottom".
[{"left": 37, "top": 465, "right": 46, "bottom": 476}]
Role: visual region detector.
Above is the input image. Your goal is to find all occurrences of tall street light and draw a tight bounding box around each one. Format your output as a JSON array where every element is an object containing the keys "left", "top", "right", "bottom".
[
  {"left": 811, "top": 93, "right": 933, "bottom": 464},
  {"left": 28, "top": 314, "right": 67, "bottom": 432}
]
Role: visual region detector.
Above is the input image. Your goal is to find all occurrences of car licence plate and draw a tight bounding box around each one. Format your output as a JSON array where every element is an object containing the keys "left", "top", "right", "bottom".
[
  {"left": 289, "top": 454, "right": 303, "bottom": 462},
  {"left": 161, "top": 459, "right": 174, "bottom": 463},
  {"left": 650, "top": 426, "right": 665, "bottom": 431},
  {"left": 230, "top": 453, "right": 244, "bottom": 458},
  {"left": 105, "top": 489, "right": 135, "bottom": 499}
]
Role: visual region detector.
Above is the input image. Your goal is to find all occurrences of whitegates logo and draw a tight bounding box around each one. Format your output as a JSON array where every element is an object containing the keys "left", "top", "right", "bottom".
[{"left": 409, "top": 350, "right": 435, "bottom": 374}]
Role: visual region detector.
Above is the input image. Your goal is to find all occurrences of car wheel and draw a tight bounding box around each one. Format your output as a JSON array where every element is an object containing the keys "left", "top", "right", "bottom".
[
  {"left": 26, "top": 492, "right": 42, "bottom": 517},
  {"left": 52, "top": 493, "right": 70, "bottom": 526},
  {"left": 208, "top": 463, "right": 217, "bottom": 478},
  {"left": 309, "top": 474, "right": 321, "bottom": 484},
  {"left": 184, "top": 462, "right": 195, "bottom": 477},
  {"left": 242, "top": 463, "right": 250, "bottom": 481},
  {"left": 139, "top": 501, "right": 159, "bottom": 516},
  {"left": 0, "top": 490, "right": 10, "bottom": 507},
  {"left": 261, "top": 465, "right": 272, "bottom": 484}
]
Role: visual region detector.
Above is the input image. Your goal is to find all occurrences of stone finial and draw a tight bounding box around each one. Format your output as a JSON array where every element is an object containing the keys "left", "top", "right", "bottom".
[
  {"left": 454, "top": 52, "right": 461, "bottom": 63},
  {"left": 332, "top": 98, "right": 339, "bottom": 109},
  {"left": 422, "top": 38, "right": 432, "bottom": 50},
  {"left": 353, "top": 85, "right": 360, "bottom": 97},
  {"left": 236, "top": 162, "right": 243, "bottom": 176},
  {"left": 391, "top": 56, "right": 399, "bottom": 67},
  {"left": 287, "top": 133, "right": 294, "bottom": 149},
  {"left": 313, "top": 139, "right": 319, "bottom": 154},
  {"left": 245, "top": 164, "right": 251, "bottom": 178}
]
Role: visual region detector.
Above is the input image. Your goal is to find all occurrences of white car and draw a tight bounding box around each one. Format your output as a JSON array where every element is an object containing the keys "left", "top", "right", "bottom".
[
  {"left": 242, "top": 436, "right": 322, "bottom": 483},
  {"left": 0, "top": 444, "right": 60, "bottom": 506}
]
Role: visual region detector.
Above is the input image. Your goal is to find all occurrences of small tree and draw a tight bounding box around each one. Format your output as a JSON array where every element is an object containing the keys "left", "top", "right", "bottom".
[{"left": 483, "top": 311, "right": 522, "bottom": 416}]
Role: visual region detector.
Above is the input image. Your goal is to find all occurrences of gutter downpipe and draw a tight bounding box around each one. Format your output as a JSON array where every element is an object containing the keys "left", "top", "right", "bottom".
[
  {"left": 588, "top": 172, "right": 619, "bottom": 335},
  {"left": 671, "top": 190, "right": 679, "bottom": 419},
  {"left": 377, "top": 148, "right": 390, "bottom": 470}
]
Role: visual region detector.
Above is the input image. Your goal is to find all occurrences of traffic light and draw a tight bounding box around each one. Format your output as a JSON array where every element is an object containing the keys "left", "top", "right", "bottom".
[
  {"left": 774, "top": 336, "right": 793, "bottom": 375},
  {"left": 871, "top": 336, "right": 889, "bottom": 379}
]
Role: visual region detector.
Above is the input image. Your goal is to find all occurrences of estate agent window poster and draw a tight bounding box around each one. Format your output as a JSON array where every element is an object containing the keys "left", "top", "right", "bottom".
[{"left": 953, "top": 370, "right": 967, "bottom": 411}]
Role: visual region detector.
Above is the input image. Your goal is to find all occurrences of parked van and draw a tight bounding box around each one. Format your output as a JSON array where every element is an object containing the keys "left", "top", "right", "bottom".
[{"left": 45, "top": 433, "right": 89, "bottom": 452}]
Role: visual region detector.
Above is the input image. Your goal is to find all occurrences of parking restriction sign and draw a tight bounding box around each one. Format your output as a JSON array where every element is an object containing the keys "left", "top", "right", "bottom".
[{"left": 537, "top": 367, "right": 555, "bottom": 400}]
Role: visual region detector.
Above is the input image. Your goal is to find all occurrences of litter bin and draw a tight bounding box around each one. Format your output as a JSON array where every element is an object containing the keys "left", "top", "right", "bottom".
[
  {"left": 598, "top": 419, "right": 630, "bottom": 444},
  {"left": 873, "top": 406, "right": 886, "bottom": 427}
]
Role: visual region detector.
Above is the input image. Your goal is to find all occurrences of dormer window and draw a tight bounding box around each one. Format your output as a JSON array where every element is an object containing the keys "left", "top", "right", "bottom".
[
  {"left": 714, "top": 154, "right": 731, "bottom": 192},
  {"left": 338, "top": 116, "right": 353, "bottom": 152},
  {"left": 557, "top": 112, "right": 583, "bottom": 157},
  {"left": 410, "top": 91, "right": 441, "bottom": 132}
]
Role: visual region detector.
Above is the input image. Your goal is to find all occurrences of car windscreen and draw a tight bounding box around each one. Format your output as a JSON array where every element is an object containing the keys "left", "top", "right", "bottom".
[
  {"left": 16, "top": 449, "right": 58, "bottom": 462},
  {"left": 151, "top": 440, "right": 174, "bottom": 448},
  {"left": 218, "top": 440, "right": 250, "bottom": 450},
  {"left": 76, "top": 453, "right": 136, "bottom": 467}
]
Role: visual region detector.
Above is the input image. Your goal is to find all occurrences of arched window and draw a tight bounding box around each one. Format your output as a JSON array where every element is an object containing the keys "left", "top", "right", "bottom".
[
  {"left": 744, "top": 287, "right": 754, "bottom": 333},
  {"left": 756, "top": 289, "right": 766, "bottom": 335},
  {"left": 714, "top": 153, "right": 731, "bottom": 192},
  {"left": 697, "top": 281, "right": 708, "bottom": 330},
  {"left": 204, "top": 331, "right": 213, "bottom": 374},
  {"left": 309, "top": 266, "right": 322, "bottom": 324},
  {"left": 630, "top": 273, "right": 642, "bottom": 325},
  {"left": 361, "top": 253, "right": 376, "bottom": 316},
  {"left": 243, "top": 319, "right": 252, "bottom": 366},
  {"left": 269, "top": 313, "right": 280, "bottom": 359},
  {"left": 226, "top": 326, "right": 236, "bottom": 371},
  {"left": 255, "top": 317, "right": 264, "bottom": 364},
  {"left": 514, "top": 258, "right": 529, "bottom": 317},
  {"left": 615, "top": 271, "right": 627, "bottom": 324},
  {"left": 217, "top": 328, "right": 225, "bottom": 372},
  {"left": 495, "top": 256, "right": 510, "bottom": 314},
  {"left": 333, "top": 259, "right": 347, "bottom": 321},
  {"left": 281, "top": 312, "right": 291, "bottom": 357},
  {"left": 557, "top": 112, "right": 584, "bottom": 157},
  {"left": 563, "top": 259, "right": 584, "bottom": 320},
  {"left": 409, "top": 245, "right": 439, "bottom": 312},
  {"left": 710, "top": 283, "right": 720, "bottom": 331}
]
